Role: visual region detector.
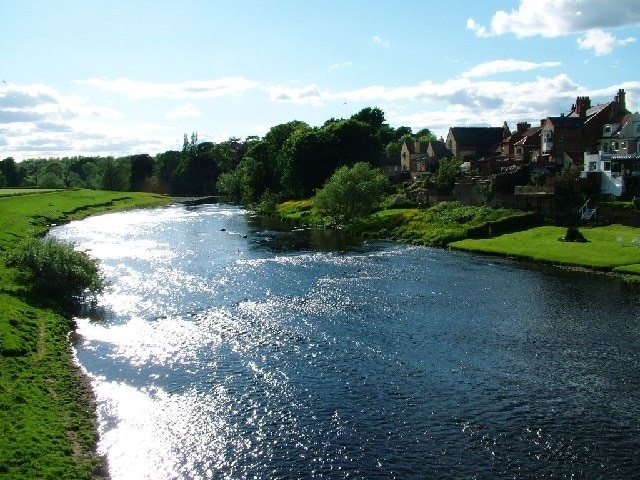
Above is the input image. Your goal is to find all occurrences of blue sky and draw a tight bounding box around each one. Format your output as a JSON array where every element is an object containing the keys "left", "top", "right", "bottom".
[{"left": 1, "top": 0, "right": 640, "bottom": 161}]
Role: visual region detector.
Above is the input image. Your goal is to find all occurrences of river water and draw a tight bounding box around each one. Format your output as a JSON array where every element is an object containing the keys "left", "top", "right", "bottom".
[{"left": 51, "top": 203, "right": 640, "bottom": 479}]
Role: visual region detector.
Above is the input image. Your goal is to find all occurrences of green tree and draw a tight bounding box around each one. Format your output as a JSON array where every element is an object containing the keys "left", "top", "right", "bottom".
[
  {"left": 350, "top": 106, "right": 385, "bottom": 131},
  {"left": 130, "top": 154, "right": 155, "bottom": 191},
  {"left": 415, "top": 127, "right": 437, "bottom": 142},
  {"left": 314, "top": 162, "right": 389, "bottom": 225},
  {"left": 101, "top": 158, "right": 130, "bottom": 191},
  {"left": 5, "top": 238, "right": 105, "bottom": 307},
  {"left": 0, "top": 157, "right": 21, "bottom": 186},
  {"left": 431, "top": 156, "right": 462, "bottom": 194}
]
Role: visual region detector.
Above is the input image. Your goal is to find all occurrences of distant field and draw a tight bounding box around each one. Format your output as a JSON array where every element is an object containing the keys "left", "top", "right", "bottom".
[{"left": 0, "top": 188, "right": 59, "bottom": 197}]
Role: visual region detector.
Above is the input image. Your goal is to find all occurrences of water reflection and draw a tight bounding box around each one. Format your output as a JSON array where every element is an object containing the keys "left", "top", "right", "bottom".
[{"left": 53, "top": 204, "right": 640, "bottom": 479}]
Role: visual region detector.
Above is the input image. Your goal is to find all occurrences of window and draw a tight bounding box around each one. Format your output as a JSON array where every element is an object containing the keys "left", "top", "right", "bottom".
[
  {"left": 621, "top": 141, "right": 627, "bottom": 150},
  {"left": 604, "top": 124, "right": 612, "bottom": 133},
  {"left": 589, "top": 161, "right": 596, "bottom": 171},
  {"left": 612, "top": 141, "right": 619, "bottom": 151},
  {"left": 603, "top": 161, "right": 611, "bottom": 171}
]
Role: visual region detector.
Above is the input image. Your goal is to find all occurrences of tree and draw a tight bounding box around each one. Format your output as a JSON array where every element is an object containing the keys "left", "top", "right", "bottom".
[
  {"left": 415, "top": 128, "right": 437, "bottom": 142},
  {"left": 350, "top": 107, "right": 385, "bottom": 131},
  {"left": 313, "top": 162, "right": 389, "bottom": 225},
  {"left": 130, "top": 154, "right": 155, "bottom": 191},
  {"left": 6, "top": 238, "right": 105, "bottom": 307},
  {"left": 431, "top": 156, "right": 462, "bottom": 194},
  {"left": 0, "top": 157, "right": 21, "bottom": 186},
  {"left": 101, "top": 159, "right": 130, "bottom": 191}
]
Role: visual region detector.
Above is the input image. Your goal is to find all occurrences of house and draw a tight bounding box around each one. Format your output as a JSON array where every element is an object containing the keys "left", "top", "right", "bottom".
[
  {"left": 400, "top": 140, "right": 451, "bottom": 179},
  {"left": 513, "top": 123, "right": 542, "bottom": 164},
  {"left": 540, "top": 89, "right": 630, "bottom": 167},
  {"left": 583, "top": 111, "right": 640, "bottom": 196},
  {"left": 445, "top": 126, "right": 507, "bottom": 161}
]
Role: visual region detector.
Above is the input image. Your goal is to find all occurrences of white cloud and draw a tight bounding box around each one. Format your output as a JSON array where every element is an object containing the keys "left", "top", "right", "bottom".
[
  {"left": 462, "top": 59, "right": 561, "bottom": 78},
  {"left": 75, "top": 77, "right": 259, "bottom": 100},
  {"left": 329, "top": 61, "right": 353, "bottom": 70},
  {"left": 466, "top": 18, "right": 491, "bottom": 38},
  {"left": 268, "top": 84, "right": 330, "bottom": 105},
  {"left": 577, "top": 29, "right": 637, "bottom": 55},
  {"left": 468, "top": 0, "right": 640, "bottom": 39},
  {"left": 164, "top": 103, "right": 201, "bottom": 119},
  {"left": 3, "top": 75, "right": 639, "bottom": 161},
  {"left": 372, "top": 35, "right": 390, "bottom": 48}
]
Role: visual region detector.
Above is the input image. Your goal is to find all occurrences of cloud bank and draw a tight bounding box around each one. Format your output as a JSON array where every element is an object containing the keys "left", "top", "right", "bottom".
[{"left": 467, "top": 0, "right": 640, "bottom": 55}]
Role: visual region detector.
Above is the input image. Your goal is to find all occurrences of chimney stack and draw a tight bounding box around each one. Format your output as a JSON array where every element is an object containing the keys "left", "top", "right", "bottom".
[
  {"left": 615, "top": 88, "right": 626, "bottom": 114},
  {"left": 575, "top": 96, "right": 591, "bottom": 118},
  {"left": 516, "top": 122, "right": 530, "bottom": 134}
]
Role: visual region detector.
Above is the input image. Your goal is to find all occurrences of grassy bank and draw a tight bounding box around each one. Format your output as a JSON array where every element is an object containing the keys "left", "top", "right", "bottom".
[
  {"left": 276, "top": 199, "right": 537, "bottom": 247},
  {"left": 275, "top": 198, "right": 640, "bottom": 276},
  {"left": 450, "top": 224, "right": 640, "bottom": 273},
  {"left": 0, "top": 189, "right": 171, "bottom": 479}
]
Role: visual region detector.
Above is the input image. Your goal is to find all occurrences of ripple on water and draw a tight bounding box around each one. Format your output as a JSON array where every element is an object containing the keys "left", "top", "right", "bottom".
[{"left": 59, "top": 205, "right": 640, "bottom": 479}]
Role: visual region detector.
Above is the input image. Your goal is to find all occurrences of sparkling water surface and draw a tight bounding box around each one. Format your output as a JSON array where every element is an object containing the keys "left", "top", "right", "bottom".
[{"left": 51, "top": 203, "right": 640, "bottom": 479}]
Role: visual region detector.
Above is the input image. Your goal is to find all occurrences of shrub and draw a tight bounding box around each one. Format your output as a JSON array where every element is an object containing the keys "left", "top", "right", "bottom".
[{"left": 5, "top": 238, "right": 105, "bottom": 305}]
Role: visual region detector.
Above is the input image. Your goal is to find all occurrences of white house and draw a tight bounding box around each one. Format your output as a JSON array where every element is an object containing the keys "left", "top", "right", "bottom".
[{"left": 583, "top": 112, "right": 640, "bottom": 196}]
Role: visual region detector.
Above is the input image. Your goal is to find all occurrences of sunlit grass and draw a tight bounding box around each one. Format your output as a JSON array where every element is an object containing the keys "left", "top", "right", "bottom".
[
  {"left": 0, "top": 188, "right": 60, "bottom": 197},
  {"left": 0, "top": 188, "right": 171, "bottom": 479},
  {"left": 451, "top": 224, "right": 640, "bottom": 271}
]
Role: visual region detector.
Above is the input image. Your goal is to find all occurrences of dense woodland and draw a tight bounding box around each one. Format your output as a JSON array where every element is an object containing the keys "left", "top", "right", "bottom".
[{"left": 0, "top": 107, "right": 438, "bottom": 204}]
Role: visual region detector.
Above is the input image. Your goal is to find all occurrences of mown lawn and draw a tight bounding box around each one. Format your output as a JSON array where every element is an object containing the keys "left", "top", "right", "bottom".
[
  {"left": 0, "top": 189, "right": 171, "bottom": 479},
  {"left": 451, "top": 224, "right": 640, "bottom": 271}
]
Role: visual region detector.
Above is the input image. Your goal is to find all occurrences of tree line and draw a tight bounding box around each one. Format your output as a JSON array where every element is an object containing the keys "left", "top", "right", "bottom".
[{"left": 0, "top": 107, "right": 438, "bottom": 203}]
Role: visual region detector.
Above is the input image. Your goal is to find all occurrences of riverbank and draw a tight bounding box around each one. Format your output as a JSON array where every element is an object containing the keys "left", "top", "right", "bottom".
[
  {"left": 450, "top": 224, "right": 640, "bottom": 277},
  {"left": 0, "top": 189, "right": 171, "bottom": 479},
  {"left": 274, "top": 199, "right": 640, "bottom": 278}
]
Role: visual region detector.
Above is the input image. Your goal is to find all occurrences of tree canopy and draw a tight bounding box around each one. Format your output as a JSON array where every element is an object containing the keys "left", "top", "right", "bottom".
[
  {"left": 3, "top": 106, "right": 434, "bottom": 204},
  {"left": 313, "top": 162, "right": 389, "bottom": 225}
]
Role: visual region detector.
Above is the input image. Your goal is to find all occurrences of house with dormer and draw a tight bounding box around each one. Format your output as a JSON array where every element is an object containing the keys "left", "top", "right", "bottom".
[{"left": 400, "top": 140, "right": 451, "bottom": 178}]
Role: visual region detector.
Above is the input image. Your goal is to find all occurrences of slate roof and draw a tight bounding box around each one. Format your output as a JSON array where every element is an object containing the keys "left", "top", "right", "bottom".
[
  {"left": 448, "top": 127, "right": 505, "bottom": 146},
  {"left": 514, "top": 126, "right": 541, "bottom": 146}
]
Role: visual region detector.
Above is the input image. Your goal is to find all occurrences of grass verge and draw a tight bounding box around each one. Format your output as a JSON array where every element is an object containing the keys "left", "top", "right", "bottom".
[{"left": 0, "top": 189, "right": 171, "bottom": 479}]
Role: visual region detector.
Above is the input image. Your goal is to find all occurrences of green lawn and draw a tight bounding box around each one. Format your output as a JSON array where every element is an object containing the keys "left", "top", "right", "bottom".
[
  {"left": 0, "top": 188, "right": 60, "bottom": 197},
  {"left": 0, "top": 189, "right": 171, "bottom": 479},
  {"left": 451, "top": 224, "right": 640, "bottom": 271}
]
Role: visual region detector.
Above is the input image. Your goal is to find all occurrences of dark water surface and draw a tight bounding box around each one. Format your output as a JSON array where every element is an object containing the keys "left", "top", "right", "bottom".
[{"left": 52, "top": 203, "right": 640, "bottom": 479}]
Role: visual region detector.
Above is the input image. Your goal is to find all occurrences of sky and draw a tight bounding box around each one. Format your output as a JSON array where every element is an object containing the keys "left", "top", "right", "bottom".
[{"left": 1, "top": 0, "right": 640, "bottom": 161}]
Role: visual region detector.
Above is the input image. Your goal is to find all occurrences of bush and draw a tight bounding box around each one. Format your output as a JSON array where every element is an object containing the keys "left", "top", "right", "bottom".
[{"left": 5, "top": 238, "right": 105, "bottom": 304}]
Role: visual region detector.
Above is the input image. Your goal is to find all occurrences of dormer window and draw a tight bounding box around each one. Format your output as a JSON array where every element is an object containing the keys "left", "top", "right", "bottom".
[{"left": 604, "top": 125, "right": 612, "bottom": 133}]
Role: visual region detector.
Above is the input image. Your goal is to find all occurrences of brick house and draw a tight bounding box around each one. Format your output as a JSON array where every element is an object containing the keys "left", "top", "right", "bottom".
[
  {"left": 540, "top": 89, "right": 630, "bottom": 166},
  {"left": 513, "top": 123, "right": 542, "bottom": 164}
]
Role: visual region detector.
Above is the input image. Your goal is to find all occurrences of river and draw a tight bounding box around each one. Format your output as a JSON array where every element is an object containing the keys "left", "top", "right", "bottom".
[{"left": 51, "top": 203, "right": 640, "bottom": 479}]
